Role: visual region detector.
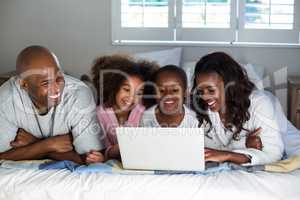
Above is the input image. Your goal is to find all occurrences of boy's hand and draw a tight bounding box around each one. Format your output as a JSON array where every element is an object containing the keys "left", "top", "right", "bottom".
[
  {"left": 85, "top": 150, "right": 105, "bottom": 164},
  {"left": 10, "top": 128, "right": 39, "bottom": 148},
  {"left": 246, "top": 128, "right": 262, "bottom": 150}
]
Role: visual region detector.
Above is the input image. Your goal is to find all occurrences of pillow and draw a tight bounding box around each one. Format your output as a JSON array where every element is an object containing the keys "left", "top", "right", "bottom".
[
  {"left": 181, "top": 61, "right": 197, "bottom": 92},
  {"left": 263, "top": 67, "right": 288, "bottom": 115},
  {"left": 134, "top": 48, "right": 182, "bottom": 67},
  {"left": 242, "top": 63, "right": 264, "bottom": 90}
]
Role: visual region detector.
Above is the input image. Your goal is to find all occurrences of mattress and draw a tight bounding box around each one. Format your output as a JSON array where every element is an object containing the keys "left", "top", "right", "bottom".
[{"left": 0, "top": 167, "right": 299, "bottom": 200}]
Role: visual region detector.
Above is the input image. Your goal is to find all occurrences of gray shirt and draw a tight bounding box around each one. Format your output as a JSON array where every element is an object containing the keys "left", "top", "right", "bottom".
[{"left": 0, "top": 75, "right": 105, "bottom": 154}]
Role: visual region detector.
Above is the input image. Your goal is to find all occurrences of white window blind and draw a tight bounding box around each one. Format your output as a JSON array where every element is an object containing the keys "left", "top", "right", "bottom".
[
  {"left": 245, "top": 0, "right": 294, "bottom": 30},
  {"left": 182, "top": 0, "right": 231, "bottom": 28},
  {"left": 177, "top": 0, "right": 236, "bottom": 42},
  {"left": 112, "top": 0, "right": 300, "bottom": 44},
  {"left": 121, "top": 0, "right": 169, "bottom": 27},
  {"left": 112, "top": 0, "right": 174, "bottom": 41},
  {"left": 238, "top": 0, "right": 299, "bottom": 44}
]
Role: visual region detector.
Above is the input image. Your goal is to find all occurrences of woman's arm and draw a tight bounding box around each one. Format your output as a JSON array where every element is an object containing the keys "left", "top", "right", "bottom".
[
  {"left": 230, "top": 91, "right": 284, "bottom": 165},
  {"left": 205, "top": 148, "right": 250, "bottom": 164}
]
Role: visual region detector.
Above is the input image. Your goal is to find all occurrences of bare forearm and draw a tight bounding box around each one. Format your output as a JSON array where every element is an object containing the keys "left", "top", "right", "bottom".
[
  {"left": 106, "top": 145, "right": 121, "bottom": 161},
  {"left": 0, "top": 140, "right": 51, "bottom": 161},
  {"left": 226, "top": 152, "right": 250, "bottom": 164},
  {"left": 47, "top": 151, "right": 84, "bottom": 164}
]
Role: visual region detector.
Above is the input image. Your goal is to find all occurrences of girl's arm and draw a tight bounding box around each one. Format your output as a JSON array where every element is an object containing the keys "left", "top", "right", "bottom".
[{"left": 105, "top": 144, "right": 121, "bottom": 161}]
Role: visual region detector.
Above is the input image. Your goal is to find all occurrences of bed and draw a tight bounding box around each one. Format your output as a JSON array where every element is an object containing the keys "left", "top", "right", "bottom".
[{"left": 0, "top": 164, "right": 300, "bottom": 200}]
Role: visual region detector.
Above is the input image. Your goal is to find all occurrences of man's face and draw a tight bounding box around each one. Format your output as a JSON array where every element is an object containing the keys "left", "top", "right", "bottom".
[{"left": 20, "top": 58, "right": 65, "bottom": 111}]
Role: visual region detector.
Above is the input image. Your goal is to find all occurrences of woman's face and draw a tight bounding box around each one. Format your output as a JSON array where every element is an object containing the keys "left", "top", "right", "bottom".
[
  {"left": 115, "top": 75, "right": 144, "bottom": 112},
  {"left": 155, "top": 71, "right": 185, "bottom": 115},
  {"left": 195, "top": 72, "right": 226, "bottom": 113}
]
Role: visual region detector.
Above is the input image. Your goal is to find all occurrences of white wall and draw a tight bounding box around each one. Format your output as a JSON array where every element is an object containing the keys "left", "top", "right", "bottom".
[{"left": 0, "top": 0, "right": 299, "bottom": 78}]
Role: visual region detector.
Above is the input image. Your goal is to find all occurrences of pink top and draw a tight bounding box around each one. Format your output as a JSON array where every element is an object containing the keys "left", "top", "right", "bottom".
[{"left": 96, "top": 104, "right": 145, "bottom": 148}]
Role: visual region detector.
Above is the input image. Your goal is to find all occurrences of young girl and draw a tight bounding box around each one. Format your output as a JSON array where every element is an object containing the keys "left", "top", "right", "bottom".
[
  {"left": 191, "top": 52, "right": 284, "bottom": 165},
  {"left": 86, "top": 55, "right": 158, "bottom": 162},
  {"left": 141, "top": 65, "right": 198, "bottom": 128}
]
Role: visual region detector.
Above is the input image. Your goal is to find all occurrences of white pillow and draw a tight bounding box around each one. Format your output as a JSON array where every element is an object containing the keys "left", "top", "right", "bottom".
[
  {"left": 181, "top": 61, "right": 197, "bottom": 91},
  {"left": 242, "top": 63, "right": 264, "bottom": 90},
  {"left": 134, "top": 48, "right": 182, "bottom": 67}
]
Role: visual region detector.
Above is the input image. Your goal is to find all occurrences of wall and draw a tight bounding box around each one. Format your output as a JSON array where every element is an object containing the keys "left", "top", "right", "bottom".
[{"left": 0, "top": 0, "right": 299, "bottom": 78}]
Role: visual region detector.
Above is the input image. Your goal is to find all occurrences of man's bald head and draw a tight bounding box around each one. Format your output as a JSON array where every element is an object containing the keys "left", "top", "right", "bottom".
[
  {"left": 16, "top": 46, "right": 65, "bottom": 112},
  {"left": 16, "top": 45, "right": 60, "bottom": 77}
]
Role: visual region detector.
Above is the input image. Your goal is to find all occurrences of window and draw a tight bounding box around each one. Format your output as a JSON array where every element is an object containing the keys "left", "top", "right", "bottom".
[
  {"left": 182, "top": 0, "right": 231, "bottom": 28},
  {"left": 122, "top": 0, "right": 169, "bottom": 27},
  {"left": 112, "top": 0, "right": 300, "bottom": 45},
  {"left": 245, "top": 0, "right": 294, "bottom": 30},
  {"left": 238, "top": 0, "right": 298, "bottom": 43}
]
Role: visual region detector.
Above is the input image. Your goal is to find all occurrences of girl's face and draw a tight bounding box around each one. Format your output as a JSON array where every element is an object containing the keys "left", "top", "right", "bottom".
[
  {"left": 196, "top": 72, "right": 226, "bottom": 113},
  {"left": 155, "top": 72, "right": 185, "bottom": 115},
  {"left": 115, "top": 76, "right": 144, "bottom": 112}
]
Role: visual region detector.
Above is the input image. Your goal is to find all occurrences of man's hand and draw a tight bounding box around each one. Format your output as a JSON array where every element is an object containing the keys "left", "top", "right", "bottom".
[
  {"left": 46, "top": 134, "right": 73, "bottom": 153},
  {"left": 10, "top": 128, "right": 39, "bottom": 148},
  {"left": 85, "top": 150, "right": 105, "bottom": 164},
  {"left": 246, "top": 128, "right": 262, "bottom": 150}
]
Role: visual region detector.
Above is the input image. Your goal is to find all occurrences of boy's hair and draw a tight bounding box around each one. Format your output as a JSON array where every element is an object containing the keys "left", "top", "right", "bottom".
[
  {"left": 91, "top": 54, "right": 159, "bottom": 107},
  {"left": 152, "top": 65, "right": 188, "bottom": 91}
]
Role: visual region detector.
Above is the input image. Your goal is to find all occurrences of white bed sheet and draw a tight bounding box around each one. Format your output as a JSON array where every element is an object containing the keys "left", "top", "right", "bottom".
[{"left": 0, "top": 168, "right": 299, "bottom": 200}]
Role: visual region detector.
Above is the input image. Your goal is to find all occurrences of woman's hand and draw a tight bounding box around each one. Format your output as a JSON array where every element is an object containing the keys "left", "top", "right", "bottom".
[
  {"left": 205, "top": 148, "right": 251, "bottom": 164},
  {"left": 246, "top": 128, "right": 262, "bottom": 150},
  {"left": 85, "top": 150, "right": 105, "bottom": 164},
  {"left": 205, "top": 148, "right": 230, "bottom": 163}
]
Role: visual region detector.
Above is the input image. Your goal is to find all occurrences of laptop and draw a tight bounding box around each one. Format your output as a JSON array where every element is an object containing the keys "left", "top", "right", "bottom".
[{"left": 116, "top": 127, "right": 205, "bottom": 171}]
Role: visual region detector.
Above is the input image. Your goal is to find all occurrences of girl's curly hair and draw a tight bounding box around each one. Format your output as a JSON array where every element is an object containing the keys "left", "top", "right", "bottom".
[
  {"left": 91, "top": 54, "right": 159, "bottom": 107},
  {"left": 191, "top": 52, "right": 255, "bottom": 140}
]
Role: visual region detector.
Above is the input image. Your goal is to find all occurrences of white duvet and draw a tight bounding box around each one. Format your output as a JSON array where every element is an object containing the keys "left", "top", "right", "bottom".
[{"left": 0, "top": 167, "right": 299, "bottom": 200}]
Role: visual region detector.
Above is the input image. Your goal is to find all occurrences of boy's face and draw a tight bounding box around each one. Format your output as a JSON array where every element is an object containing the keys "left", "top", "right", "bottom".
[
  {"left": 114, "top": 75, "right": 144, "bottom": 112},
  {"left": 155, "top": 72, "right": 186, "bottom": 115}
]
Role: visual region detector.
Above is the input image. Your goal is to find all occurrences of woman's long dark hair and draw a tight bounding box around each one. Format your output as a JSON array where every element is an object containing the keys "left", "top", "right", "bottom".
[{"left": 191, "top": 52, "right": 255, "bottom": 140}]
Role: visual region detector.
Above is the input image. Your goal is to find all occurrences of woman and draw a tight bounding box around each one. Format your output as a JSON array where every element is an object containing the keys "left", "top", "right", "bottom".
[{"left": 191, "top": 52, "right": 284, "bottom": 165}]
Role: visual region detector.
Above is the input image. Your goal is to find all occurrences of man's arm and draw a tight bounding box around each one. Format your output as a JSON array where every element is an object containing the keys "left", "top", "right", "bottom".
[
  {"left": 1, "top": 133, "right": 73, "bottom": 161},
  {"left": 9, "top": 129, "right": 85, "bottom": 164},
  {"left": 47, "top": 151, "right": 85, "bottom": 164},
  {"left": 0, "top": 140, "right": 49, "bottom": 160}
]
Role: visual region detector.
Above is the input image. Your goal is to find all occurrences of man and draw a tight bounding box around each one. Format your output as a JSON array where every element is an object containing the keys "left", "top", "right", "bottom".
[{"left": 0, "top": 45, "right": 105, "bottom": 164}]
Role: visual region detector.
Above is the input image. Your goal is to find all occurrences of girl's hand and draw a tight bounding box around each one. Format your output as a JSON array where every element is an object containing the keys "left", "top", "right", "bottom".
[
  {"left": 205, "top": 148, "right": 230, "bottom": 163},
  {"left": 246, "top": 128, "right": 262, "bottom": 150},
  {"left": 85, "top": 150, "right": 105, "bottom": 164}
]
